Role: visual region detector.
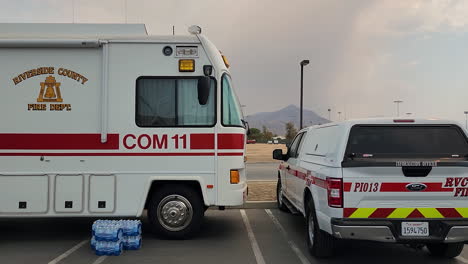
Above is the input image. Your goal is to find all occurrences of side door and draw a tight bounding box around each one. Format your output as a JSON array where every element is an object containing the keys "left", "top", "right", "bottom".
[{"left": 284, "top": 132, "right": 305, "bottom": 204}]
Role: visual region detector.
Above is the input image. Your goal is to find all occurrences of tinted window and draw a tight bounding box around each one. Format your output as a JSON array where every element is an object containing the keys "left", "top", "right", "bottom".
[
  {"left": 136, "top": 78, "right": 215, "bottom": 127},
  {"left": 222, "top": 74, "right": 243, "bottom": 127},
  {"left": 288, "top": 133, "right": 304, "bottom": 158},
  {"left": 345, "top": 125, "right": 468, "bottom": 158}
]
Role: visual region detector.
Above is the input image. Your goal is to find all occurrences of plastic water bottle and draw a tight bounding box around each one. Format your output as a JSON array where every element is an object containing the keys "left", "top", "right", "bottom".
[
  {"left": 123, "top": 235, "right": 142, "bottom": 250},
  {"left": 121, "top": 220, "right": 142, "bottom": 236},
  {"left": 91, "top": 236, "right": 97, "bottom": 250},
  {"left": 95, "top": 241, "right": 123, "bottom": 256},
  {"left": 93, "top": 220, "right": 123, "bottom": 242}
]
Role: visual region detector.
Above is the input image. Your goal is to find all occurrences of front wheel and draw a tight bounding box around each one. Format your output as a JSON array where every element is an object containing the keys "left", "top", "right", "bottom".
[
  {"left": 276, "top": 179, "right": 288, "bottom": 212},
  {"left": 426, "top": 243, "right": 464, "bottom": 258},
  {"left": 148, "top": 184, "right": 204, "bottom": 239},
  {"left": 306, "top": 202, "right": 334, "bottom": 258}
]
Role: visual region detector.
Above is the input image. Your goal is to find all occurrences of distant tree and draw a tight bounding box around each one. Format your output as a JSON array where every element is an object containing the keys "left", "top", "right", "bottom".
[
  {"left": 248, "top": 128, "right": 262, "bottom": 141},
  {"left": 285, "top": 122, "right": 297, "bottom": 143},
  {"left": 262, "top": 126, "right": 274, "bottom": 141}
]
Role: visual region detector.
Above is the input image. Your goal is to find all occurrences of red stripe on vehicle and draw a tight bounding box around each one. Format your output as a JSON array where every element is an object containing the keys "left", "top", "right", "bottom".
[
  {"left": 297, "top": 171, "right": 307, "bottom": 180},
  {"left": 344, "top": 182, "right": 352, "bottom": 192},
  {"left": 407, "top": 209, "right": 425, "bottom": 218},
  {"left": 0, "top": 152, "right": 216, "bottom": 156},
  {"left": 437, "top": 208, "right": 463, "bottom": 218},
  {"left": 312, "top": 177, "right": 328, "bottom": 189},
  {"left": 369, "top": 208, "right": 395, "bottom": 218},
  {"left": 0, "top": 133, "right": 119, "bottom": 150},
  {"left": 190, "top": 134, "right": 215, "bottom": 149},
  {"left": 344, "top": 208, "right": 358, "bottom": 217},
  {"left": 380, "top": 182, "right": 453, "bottom": 192},
  {"left": 218, "top": 152, "right": 243, "bottom": 156},
  {"left": 218, "top": 134, "right": 244, "bottom": 149}
]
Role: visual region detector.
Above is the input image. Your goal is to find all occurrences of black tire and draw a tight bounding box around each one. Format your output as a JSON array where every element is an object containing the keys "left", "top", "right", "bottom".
[
  {"left": 306, "top": 200, "right": 334, "bottom": 258},
  {"left": 147, "top": 184, "right": 204, "bottom": 239},
  {"left": 426, "top": 243, "right": 464, "bottom": 258},
  {"left": 276, "top": 179, "right": 288, "bottom": 212}
]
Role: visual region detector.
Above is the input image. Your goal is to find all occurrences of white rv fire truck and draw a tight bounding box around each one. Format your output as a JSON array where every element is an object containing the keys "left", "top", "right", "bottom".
[{"left": 0, "top": 23, "right": 247, "bottom": 238}]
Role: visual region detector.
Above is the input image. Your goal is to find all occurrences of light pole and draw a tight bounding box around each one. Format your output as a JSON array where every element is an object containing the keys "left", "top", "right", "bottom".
[
  {"left": 393, "top": 100, "right": 403, "bottom": 116},
  {"left": 338, "top": 111, "right": 342, "bottom": 121},
  {"left": 328, "top": 108, "right": 331, "bottom": 121},
  {"left": 300, "top": 60, "right": 309, "bottom": 129},
  {"left": 464, "top": 111, "right": 468, "bottom": 130}
]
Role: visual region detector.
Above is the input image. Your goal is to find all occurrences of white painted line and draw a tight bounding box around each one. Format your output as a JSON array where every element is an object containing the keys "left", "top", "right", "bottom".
[
  {"left": 47, "top": 239, "right": 88, "bottom": 264},
  {"left": 457, "top": 256, "right": 468, "bottom": 264},
  {"left": 92, "top": 256, "right": 108, "bottom": 264},
  {"left": 265, "top": 209, "right": 311, "bottom": 264},
  {"left": 240, "top": 209, "right": 266, "bottom": 264}
]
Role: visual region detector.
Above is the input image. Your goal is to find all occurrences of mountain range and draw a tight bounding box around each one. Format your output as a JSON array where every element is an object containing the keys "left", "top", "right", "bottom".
[{"left": 245, "top": 105, "right": 330, "bottom": 136}]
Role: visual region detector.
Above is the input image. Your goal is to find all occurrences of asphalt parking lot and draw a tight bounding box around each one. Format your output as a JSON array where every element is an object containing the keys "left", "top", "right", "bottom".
[{"left": 1, "top": 209, "right": 467, "bottom": 264}]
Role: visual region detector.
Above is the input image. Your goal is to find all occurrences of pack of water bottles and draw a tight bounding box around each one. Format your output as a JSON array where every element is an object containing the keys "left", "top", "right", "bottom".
[{"left": 91, "top": 220, "right": 142, "bottom": 256}]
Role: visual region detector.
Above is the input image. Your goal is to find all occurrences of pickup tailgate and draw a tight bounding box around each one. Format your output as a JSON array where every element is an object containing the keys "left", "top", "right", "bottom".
[{"left": 342, "top": 124, "right": 468, "bottom": 219}]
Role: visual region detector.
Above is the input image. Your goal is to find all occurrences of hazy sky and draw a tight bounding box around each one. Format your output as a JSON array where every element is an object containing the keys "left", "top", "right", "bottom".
[{"left": 1, "top": 0, "right": 468, "bottom": 125}]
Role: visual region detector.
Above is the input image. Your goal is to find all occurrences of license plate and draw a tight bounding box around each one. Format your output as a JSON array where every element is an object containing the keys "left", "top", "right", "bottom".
[{"left": 401, "top": 222, "right": 429, "bottom": 236}]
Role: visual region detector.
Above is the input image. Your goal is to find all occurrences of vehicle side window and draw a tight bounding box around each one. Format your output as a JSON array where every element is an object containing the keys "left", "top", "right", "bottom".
[
  {"left": 296, "top": 132, "right": 307, "bottom": 157},
  {"left": 222, "top": 74, "right": 243, "bottom": 127},
  {"left": 135, "top": 77, "right": 216, "bottom": 127},
  {"left": 288, "top": 133, "right": 304, "bottom": 158}
]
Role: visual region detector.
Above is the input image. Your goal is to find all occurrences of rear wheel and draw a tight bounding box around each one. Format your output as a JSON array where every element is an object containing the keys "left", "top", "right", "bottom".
[
  {"left": 306, "top": 201, "right": 334, "bottom": 258},
  {"left": 426, "top": 243, "right": 464, "bottom": 258},
  {"left": 276, "top": 179, "right": 288, "bottom": 212},
  {"left": 148, "top": 184, "right": 204, "bottom": 239}
]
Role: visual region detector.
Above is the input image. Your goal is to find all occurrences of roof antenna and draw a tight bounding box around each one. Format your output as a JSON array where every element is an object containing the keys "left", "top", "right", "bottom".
[{"left": 172, "top": 25, "right": 175, "bottom": 35}]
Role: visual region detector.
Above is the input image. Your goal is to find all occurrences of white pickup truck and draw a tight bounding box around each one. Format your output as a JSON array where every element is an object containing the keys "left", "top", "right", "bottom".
[{"left": 273, "top": 118, "right": 468, "bottom": 258}]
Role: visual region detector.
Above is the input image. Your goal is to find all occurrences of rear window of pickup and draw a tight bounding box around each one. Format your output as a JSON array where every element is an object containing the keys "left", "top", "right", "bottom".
[{"left": 344, "top": 125, "right": 468, "bottom": 159}]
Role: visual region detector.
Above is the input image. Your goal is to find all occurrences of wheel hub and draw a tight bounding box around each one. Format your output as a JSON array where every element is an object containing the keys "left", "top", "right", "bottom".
[{"left": 157, "top": 195, "right": 193, "bottom": 232}]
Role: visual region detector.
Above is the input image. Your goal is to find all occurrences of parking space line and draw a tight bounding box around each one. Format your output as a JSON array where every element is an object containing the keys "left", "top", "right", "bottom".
[
  {"left": 47, "top": 240, "right": 88, "bottom": 264},
  {"left": 265, "top": 209, "right": 311, "bottom": 264},
  {"left": 92, "top": 256, "right": 107, "bottom": 264},
  {"left": 457, "top": 256, "right": 468, "bottom": 264},
  {"left": 240, "top": 209, "right": 266, "bottom": 264}
]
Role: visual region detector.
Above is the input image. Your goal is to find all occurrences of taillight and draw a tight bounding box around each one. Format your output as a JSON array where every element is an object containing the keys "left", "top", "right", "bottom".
[{"left": 327, "top": 177, "right": 343, "bottom": 208}]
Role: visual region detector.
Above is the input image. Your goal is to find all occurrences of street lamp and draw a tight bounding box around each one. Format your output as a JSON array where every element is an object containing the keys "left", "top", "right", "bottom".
[
  {"left": 300, "top": 59, "right": 309, "bottom": 129},
  {"left": 393, "top": 100, "right": 403, "bottom": 116},
  {"left": 328, "top": 108, "right": 331, "bottom": 121},
  {"left": 338, "top": 111, "right": 342, "bottom": 121},
  {"left": 464, "top": 111, "right": 468, "bottom": 130}
]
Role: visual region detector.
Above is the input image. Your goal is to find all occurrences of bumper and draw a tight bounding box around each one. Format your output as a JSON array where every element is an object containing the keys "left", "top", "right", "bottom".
[{"left": 331, "top": 218, "right": 468, "bottom": 243}]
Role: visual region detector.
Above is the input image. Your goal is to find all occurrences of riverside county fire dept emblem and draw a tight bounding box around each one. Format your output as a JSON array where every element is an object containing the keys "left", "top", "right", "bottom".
[
  {"left": 37, "top": 76, "right": 63, "bottom": 103},
  {"left": 11, "top": 66, "right": 88, "bottom": 112}
]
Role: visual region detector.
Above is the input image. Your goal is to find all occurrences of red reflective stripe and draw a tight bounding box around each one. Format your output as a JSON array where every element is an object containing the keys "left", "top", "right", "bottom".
[
  {"left": 380, "top": 182, "right": 453, "bottom": 192},
  {"left": 297, "top": 171, "right": 307, "bottom": 180},
  {"left": 218, "top": 134, "right": 244, "bottom": 149},
  {"left": 0, "top": 133, "right": 119, "bottom": 150},
  {"left": 437, "top": 208, "right": 463, "bottom": 218},
  {"left": 369, "top": 208, "right": 395, "bottom": 218},
  {"left": 313, "top": 177, "right": 328, "bottom": 189},
  {"left": 407, "top": 209, "right": 425, "bottom": 218},
  {"left": 344, "top": 208, "right": 358, "bottom": 217},
  {"left": 344, "top": 182, "right": 352, "bottom": 192},
  {"left": 190, "top": 134, "right": 214, "bottom": 149}
]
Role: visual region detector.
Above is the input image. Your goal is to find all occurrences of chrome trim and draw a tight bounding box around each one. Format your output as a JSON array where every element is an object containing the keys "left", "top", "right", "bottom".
[
  {"left": 332, "top": 225, "right": 396, "bottom": 243},
  {"left": 445, "top": 226, "right": 468, "bottom": 243}
]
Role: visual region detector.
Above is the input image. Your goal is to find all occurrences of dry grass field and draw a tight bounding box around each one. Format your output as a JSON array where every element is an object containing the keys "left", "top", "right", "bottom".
[{"left": 246, "top": 143, "right": 287, "bottom": 163}]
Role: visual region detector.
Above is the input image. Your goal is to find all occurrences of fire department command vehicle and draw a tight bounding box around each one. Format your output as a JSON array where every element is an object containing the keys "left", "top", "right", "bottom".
[
  {"left": 0, "top": 23, "right": 247, "bottom": 239},
  {"left": 274, "top": 118, "right": 468, "bottom": 258}
]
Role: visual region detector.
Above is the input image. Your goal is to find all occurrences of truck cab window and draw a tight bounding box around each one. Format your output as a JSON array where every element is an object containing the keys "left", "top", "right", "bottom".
[
  {"left": 222, "top": 74, "right": 243, "bottom": 127},
  {"left": 136, "top": 77, "right": 216, "bottom": 127}
]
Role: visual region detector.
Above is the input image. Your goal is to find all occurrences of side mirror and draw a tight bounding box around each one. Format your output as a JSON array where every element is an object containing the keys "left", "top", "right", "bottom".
[
  {"left": 197, "top": 76, "right": 211, "bottom": 105},
  {"left": 273, "top": 149, "right": 287, "bottom": 161}
]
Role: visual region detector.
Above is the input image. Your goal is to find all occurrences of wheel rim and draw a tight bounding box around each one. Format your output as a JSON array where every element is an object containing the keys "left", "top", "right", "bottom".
[
  {"left": 157, "top": 195, "right": 193, "bottom": 232},
  {"left": 308, "top": 213, "right": 315, "bottom": 246},
  {"left": 277, "top": 183, "right": 283, "bottom": 206}
]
